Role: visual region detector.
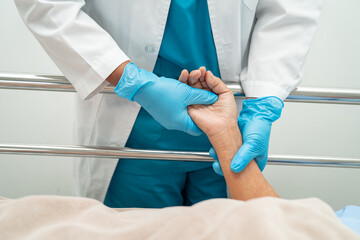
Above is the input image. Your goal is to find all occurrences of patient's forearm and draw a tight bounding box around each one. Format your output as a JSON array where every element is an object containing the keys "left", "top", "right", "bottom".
[{"left": 210, "top": 127, "right": 279, "bottom": 201}]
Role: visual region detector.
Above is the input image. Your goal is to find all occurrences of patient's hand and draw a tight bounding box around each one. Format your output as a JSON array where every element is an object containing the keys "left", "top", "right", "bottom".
[
  {"left": 179, "top": 67, "right": 279, "bottom": 200},
  {"left": 179, "top": 67, "right": 240, "bottom": 166},
  {"left": 178, "top": 68, "right": 238, "bottom": 139}
]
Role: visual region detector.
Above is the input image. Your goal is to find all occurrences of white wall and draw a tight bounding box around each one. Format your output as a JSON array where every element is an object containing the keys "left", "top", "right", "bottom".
[
  {"left": 0, "top": 0, "right": 359, "bottom": 210},
  {"left": 0, "top": 1, "right": 72, "bottom": 197},
  {"left": 265, "top": 0, "right": 360, "bottom": 210}
]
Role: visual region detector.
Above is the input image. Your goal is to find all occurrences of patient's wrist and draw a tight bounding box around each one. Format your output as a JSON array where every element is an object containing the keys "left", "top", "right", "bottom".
[
  {"left": 209, "top": 124, "right": 242, "bottom": 165},
  {"left": 208, "top": 122, "right": 239, "bottom": 143},
  {"left": 208, "top": 124, "right": 279, "bottom": 200}
]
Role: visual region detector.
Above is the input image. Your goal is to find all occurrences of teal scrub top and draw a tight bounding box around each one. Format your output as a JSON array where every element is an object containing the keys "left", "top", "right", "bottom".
[{"left": 119, "top": 0, "right": 221, "bottom": 174}]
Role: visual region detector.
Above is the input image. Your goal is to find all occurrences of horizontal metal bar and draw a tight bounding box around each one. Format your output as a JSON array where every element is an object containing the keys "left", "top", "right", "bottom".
[
  {"left": 1, "top": 73, "right": 360, "bottom": 104},
  {"left": 0, "top": 144, "right": 359, "bottom": 168}
]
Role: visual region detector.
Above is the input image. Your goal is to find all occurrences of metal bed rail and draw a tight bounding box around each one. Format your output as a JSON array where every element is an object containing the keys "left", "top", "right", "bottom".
[
  {"left": 1, "top": 73, "right": 360, "bottom": 104},
  {"left": 0, "top": 144, "right": 360, "bottom": 168},
  {"left": 1, "top": 73, "right": 359, "bottom": 168}
]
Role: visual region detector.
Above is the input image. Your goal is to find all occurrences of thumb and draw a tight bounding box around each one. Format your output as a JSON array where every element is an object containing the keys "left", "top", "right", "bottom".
[
  {"left": 184, "top": 87, "right": 218, "bottom": 106},
  {"left": 230, "top": 142, "right": 259, "bottom": 173},
  {"left": 209, "top": 147, "right": 219, "bottom": 160},
  {"left": 209, "top": 148, "right": 223, "bottom": 176},
  {"left": 212, "top": 161, "right": 224, "bottom": 176}
]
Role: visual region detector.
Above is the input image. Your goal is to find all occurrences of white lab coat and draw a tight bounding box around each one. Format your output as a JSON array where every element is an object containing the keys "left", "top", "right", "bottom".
[{"left": 15, "top": 0, "right": 322, "bottom": 202}]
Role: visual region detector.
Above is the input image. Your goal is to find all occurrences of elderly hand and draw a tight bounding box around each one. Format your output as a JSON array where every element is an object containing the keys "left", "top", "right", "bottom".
[
  {"left": 178, "top": 67, "right": 238, "bottom": 173},
  {"left": 179, "top": 68, "right": 283, "bottom": 175},
  {"left": 178, "top": 67, "right": 238, "bottom": 139}
]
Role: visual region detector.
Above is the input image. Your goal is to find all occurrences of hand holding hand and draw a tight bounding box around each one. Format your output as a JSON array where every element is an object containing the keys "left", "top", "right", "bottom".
[
  {"left": 179, "top": 68, "right": 279, "bottom": 200},
  {"left": 179, "top": 67, "right": 242, "bottom": 171},
  {"left": 179, "top": 67, "right": 283, "bottom": 175},
  {"left": 178, "top": 67, "right": 238, "bottom": 139},
  {"left": 114, "top": 63, "right": 219, "bottom": 136},
  {"left": 230, "top": 97, "right": 284, "bottom": 172},
  {"left": 212, "top": 96, "right": 284, "bottom": 175}
]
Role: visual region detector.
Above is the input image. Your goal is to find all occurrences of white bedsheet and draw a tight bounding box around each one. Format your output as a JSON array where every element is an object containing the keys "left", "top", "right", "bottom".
[{"left": 0, "top": 196, "right": 359, "bottom": 239}]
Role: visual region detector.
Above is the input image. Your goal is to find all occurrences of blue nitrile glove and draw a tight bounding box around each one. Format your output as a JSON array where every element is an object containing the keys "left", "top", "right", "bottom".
[
  {"left": 114, "top": 63, "right": 218, "bottom": 136},
  {"left": 211, "top": 96, "right": 284, "bottom": 175},
  {"left": 209, "top": 148, "right": 223, "bottom": 175}
]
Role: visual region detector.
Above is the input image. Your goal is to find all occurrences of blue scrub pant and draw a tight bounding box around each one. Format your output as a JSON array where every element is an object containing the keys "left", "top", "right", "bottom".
[{"left": 104, "top": 161, "right": 227, "bottom": 208}]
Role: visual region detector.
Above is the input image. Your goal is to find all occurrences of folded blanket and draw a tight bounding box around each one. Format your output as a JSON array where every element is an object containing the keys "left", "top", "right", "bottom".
[{"left": 0, "top": 196, "right": 358, "bottom": 240}]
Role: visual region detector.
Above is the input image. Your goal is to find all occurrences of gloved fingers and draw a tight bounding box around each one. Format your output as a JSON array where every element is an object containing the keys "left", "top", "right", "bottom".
[
  {"left": 184, "top": 87, "right": 218, "bottom": 106},
  {"left": 212, "top": 161, "right": 224, "bottom": 176},
  {"left": 254, "top": 152, "right": 268, "bottom": 171},
  {"left": 178, "top": 69, "right": 189, "bottom": 84},
  {"left": 209, "top": 147, "right": 219, "bottom": 160},
  {"left": 184, "top": 113, "right": 203, "bottom": 136},
  {"left": 209, "top": 148, "right": 223, "bottom": 176},
  {"left": 230, "top": 142, "right": 259, "bottom": 173},
  {"left": 204, "top": 71, "right": 230, "bottom": 95}
]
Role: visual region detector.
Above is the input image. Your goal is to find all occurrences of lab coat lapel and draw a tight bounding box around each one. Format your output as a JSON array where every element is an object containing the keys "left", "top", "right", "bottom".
[{"left": 207, "top": 0, "right": 241, "bottom": 83}]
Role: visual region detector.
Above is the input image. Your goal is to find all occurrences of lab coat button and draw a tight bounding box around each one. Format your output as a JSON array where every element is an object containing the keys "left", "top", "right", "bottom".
[{"left": 145, "top": 45, "right": 155, "bottom": 53}]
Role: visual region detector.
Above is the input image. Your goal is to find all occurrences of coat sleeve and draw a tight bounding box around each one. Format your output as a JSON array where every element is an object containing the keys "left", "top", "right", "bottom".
[
  {"left": 14, "top": 0, "right": 130, "bottom": 100},
  {"left": 241, "top": 0, "right": 322, "bottom": 100}
]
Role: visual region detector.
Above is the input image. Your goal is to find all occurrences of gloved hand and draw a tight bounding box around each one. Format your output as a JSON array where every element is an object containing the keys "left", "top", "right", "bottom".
[
  {"left": 114, "top": 63, "right": 218, "bottom": 136},
  {"left": 211, "top": 96, "right": 284, "bottom": 175}
]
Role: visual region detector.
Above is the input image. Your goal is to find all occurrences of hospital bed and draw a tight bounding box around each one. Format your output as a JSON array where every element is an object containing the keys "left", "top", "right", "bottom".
[{"left": 0, "top": 73, "right": 360, "bottom": 239}]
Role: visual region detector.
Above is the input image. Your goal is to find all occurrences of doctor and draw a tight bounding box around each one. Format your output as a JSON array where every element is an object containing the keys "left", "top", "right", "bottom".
[{"left": 15, "top": 0, "right": 322, "bottom": 207}]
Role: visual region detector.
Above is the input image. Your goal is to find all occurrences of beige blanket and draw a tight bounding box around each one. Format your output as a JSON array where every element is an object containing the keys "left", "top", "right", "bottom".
[{"left": 0, "top": 196, "right": 358, "bottom": 240}]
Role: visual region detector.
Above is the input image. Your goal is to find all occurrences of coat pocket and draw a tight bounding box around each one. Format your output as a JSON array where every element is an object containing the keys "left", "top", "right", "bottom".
[{"left": 244, "top": 0, "right": 259, "bottom": 11}]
